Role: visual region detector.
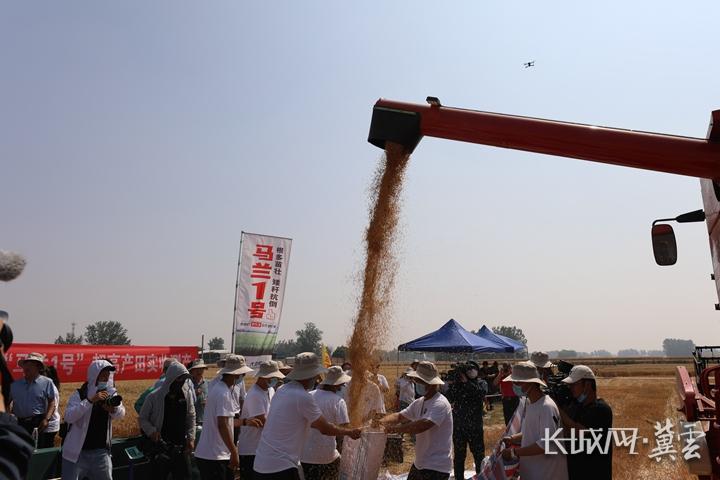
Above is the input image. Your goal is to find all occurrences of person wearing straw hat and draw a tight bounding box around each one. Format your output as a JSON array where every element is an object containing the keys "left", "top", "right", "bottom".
[
  {"left": 10, "top": 352, "right": 57, "bottom": 447},
  {"left": 501, "top": 361, "right": 568, "bottom": 480},
  {"left": 237, "top": 360, "right": 284, "bottom": 479},
  {"left": 253, "top": 352, "right": 361, "bottom": 480},
  {"left": 380, "top": 361, "right": 453, "bottom": 480},
  {"left": 194, "top": 354, "right": 253, "bottom": 479},
  {"left": 559, "top": 365, "right": 612, "bottom": 480},
  {"left": 529, "top": 351, "right": 555, "bottom": 383},
  {"left": 188, "top": 359, "right": 209, "bottom": 425},
  {"left": 300, "top": 365, "right": 351, "bottom": 480}
]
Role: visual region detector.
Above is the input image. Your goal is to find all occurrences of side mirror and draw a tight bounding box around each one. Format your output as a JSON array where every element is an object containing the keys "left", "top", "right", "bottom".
[{"left": 652, "top": 224, "right": 677, "bottom": 266}]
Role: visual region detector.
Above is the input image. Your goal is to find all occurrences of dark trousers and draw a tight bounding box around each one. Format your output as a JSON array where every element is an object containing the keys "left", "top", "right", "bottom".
[
  {"left": 301, "top": 458, "right": 340, "bottom": 480},
  {"left": 253, "top": 467, "right": 301, "bottom": 479},
  {"left": 238, "top": 455, "right": 255, "bottom": 480},
  {"left": 151, "top": 448, "right": 190, "bottom": 479},
  {"left": 196, "top": 457, "right": 233, "bottom": 480},
  {"left": 502, "top": 396, "right": 520, "bottom": 425},
  {"left": 453, "top": 427, "right": 484, "bottom": 480},
  {"left": 407, "top": 464, "right": 450, "bottom": 480},
  {"left": 39, "top": 431, "right": 56, "bottom": 449}
]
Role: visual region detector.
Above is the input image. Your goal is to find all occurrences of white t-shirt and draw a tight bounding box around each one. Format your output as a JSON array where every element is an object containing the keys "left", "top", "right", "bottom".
[
  {"left": 237, "top": 384, "right": 274, "bottom": 455},
  {"left": 376, "top": 374, "right": 389, "bottom": 392},
  {"left": 400, "top": 392, "right": 453, "bottom": 473},
  {"left": 47, "top": 384, "right": 60, "bottom": 433},
  {"left": 519, "top": 395, "right": 568, "bottom": 480},
  {"left": 301, "top": 389, "right": 349, "bottom": 465},
  {"left": 253, "top": 381, "right": 323, "bottom": 473},
  {"left": 195, "top": 381, "right": 238, "bottom": 460},
  {"left": 396, "top": 376, "right": 415, "bottom": 404}
]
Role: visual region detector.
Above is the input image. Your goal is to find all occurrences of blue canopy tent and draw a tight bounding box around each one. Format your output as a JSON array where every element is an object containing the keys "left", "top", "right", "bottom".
[
  {"left": 398, "top": 319, "right": 514, "bottom": 353},
  {"left": 475, "top": 325, "right": 526, "bottom": 352}
]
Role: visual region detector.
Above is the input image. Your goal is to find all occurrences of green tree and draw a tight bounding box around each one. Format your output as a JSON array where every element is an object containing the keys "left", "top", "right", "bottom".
[
  {"left": 208, "top": 337, "right": 225, "bottom": 350},
  {"left": 332, "top": 345, "right": 348, "bottom": 359},
  {"left": 54, "top": 332, "right": 83, "bottom": 344},
  {"left": 491, "top": 325, "right": 527, "bottom": 346},
  {"left": 84, "top": 321, "right": 130, "bottom": 345},
  {"left": 295, "top": 322, "right": 323, "bottom": 354},
  {"left": 663, "top": 338, "right": 695, "bottom": 357},
  {"left": 274, "top": 339, "right": 301, "bottom": 358},
  {"left": 557, "top": 349, "right": 578, "bottom": 358}
]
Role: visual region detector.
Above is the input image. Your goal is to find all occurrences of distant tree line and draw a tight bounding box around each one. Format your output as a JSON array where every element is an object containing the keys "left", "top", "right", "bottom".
[{"left": 55, "top": 321, "right": 131, "bottom": 345}]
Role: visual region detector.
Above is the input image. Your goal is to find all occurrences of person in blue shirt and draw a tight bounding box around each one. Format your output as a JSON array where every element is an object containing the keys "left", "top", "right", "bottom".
[{"left": 10, "top": 352, "right": 57, "bottom": 448}]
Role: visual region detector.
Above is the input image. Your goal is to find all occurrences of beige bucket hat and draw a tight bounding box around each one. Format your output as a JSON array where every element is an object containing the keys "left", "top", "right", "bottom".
[
  {"left": 561, "top": 365, "right": 596, "bottom": 384},
  {"left": 18, "top": 352, "right": 45, "bottom": 368},
  {"left": 219, "top": 354, "right": 254, "bottom": 376},
  {"left": 502, "top": 361, "right": 547, "bottom": 387},
  {"left": 530, "top": 351, "right": 554, "bottom": 369},
  {"left": 189, "top": 359, "right": 208, "bottom": 371},
  {"left": 321, "top": 365, "right": 352, "bottom": 386},
  {"left": 256, "top": 360, "right": 285, "bottom": 379},
  {"left": 406, "top": 361, "right": 444, "bottom": 385},
  {"left": 285, "top": 352, "right": 327, "bottom": 381}
]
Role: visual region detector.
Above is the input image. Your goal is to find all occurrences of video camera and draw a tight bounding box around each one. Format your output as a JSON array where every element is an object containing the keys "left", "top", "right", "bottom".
[
  {"left": 543, "top": 360, "right": 574, "bottom": 407},
  {"left": 102, "top": 394, "right": 123, "bottom": 408},
  {"left": 445, "top": 360, "right": 480, "bottom": 383}
]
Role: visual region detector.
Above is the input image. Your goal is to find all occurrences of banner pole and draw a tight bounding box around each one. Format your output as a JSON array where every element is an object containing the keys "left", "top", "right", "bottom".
[{"left": 231, "top": 232, "right": 245, "bottom": 355}]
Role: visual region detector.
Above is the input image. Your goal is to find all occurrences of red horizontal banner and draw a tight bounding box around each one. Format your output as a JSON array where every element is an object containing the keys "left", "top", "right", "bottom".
[{"left": 7, "top": 343, "right": 198, "bottom": 383}]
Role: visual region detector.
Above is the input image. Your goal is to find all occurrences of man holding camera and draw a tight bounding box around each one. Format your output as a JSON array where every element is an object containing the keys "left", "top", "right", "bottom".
[
  {"left": 559, "top": 365, "right": 613, "bottom": 480},
  {"left": 62, "top": 359, "right": 126, "bottom": 480},
  {"left": 140, "top": 361, "right": 196, "bottom": 479},
  {"left": 10, "top": 352, "right": 57, "bottom": 447},
  {"left": 445, "top": 361, "right": 487, "bottom": 480}
]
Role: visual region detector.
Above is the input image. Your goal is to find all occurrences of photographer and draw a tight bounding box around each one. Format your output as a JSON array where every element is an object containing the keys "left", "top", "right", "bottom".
[
  {"left": 140, "top": 361, "right": 196, "bottom": 479},
  {"left": 62, "top": 359, "right": 126, "bottom": 480},
  {"left": 559, "top": 366, "right": 612, "bottom": 480},
  {"left": 445, "top": 361, "right": 487, "bottom": 480}
]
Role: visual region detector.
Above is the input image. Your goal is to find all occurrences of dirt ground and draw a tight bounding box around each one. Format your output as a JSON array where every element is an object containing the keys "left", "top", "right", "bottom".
[{"left": 55, "top": 363, "right": 697, "bottom": 479}]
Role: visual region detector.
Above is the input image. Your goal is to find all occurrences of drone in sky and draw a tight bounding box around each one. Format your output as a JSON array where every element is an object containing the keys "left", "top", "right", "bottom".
[{"left": 523, "top": 61, "right": 535, "bottom": 68}]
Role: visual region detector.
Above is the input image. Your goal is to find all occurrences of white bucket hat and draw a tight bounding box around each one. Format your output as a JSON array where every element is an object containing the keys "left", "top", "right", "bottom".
[
  {"left": 502, "top": 361, "right": 547, "bottom": 387},
  {"left": 256, "top": 360, "right": 285, "bottom": 379},
  {"left": 285, "top": 352, "right": 327, "bottom": 381},
  {"left": 561, "top": 365, "right": 596, "bottom": 384},
  {"left": 189, "top": 359, "right": 208, "bottom": 371},
  {"left": 530, "top": 351, "right": 554, "bottom": 369},
  {"left": 219, "top": 354, "right": 254, "bottom": 376},
  {"left": 321, "top": 366, "right": 352, "bottom": 386},
  {"left": 406, "top": 361, "right": 444, "bottom": 385},
  {"left": 18, "top": 352, "right": 45, "bottom": 368}
]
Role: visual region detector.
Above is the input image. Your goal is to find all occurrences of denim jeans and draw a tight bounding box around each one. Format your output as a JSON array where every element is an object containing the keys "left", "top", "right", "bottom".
[{"left": 62, "top": 449, "right": 112, "bottom": 480}]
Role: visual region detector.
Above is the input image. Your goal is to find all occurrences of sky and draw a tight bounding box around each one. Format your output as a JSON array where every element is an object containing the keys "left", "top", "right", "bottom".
[{"left": 3, "top": 1, "right": 720, "bottom": 354}]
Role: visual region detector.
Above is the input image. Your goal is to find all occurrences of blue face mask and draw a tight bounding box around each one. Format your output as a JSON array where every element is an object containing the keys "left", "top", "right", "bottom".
[
  {"left": 577, "top": 392, "right": 588, "bottom": 403},
  {"left": 96, "top": 382, "right": 108, "bottom": 391},
  {"left": 235, "top": 375, "right": 245, "bottom": 386},
  {"left": 415, "top": 383, "right": 427, "bottom": 396},
  {"left": 268, "top": 378, "right": 279, "bottom": 388},
  {"left": 512, "top": 384, "right": 526, "bottom": 397}
]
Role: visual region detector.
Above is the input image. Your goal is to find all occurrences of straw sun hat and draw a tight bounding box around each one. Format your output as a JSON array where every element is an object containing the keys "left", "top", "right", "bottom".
[
  {"left": 502, "top": 361, "right": 547, "bottom": 387},
  {"left": 406, "top": 361, "right": 444, "bottom": 385}
]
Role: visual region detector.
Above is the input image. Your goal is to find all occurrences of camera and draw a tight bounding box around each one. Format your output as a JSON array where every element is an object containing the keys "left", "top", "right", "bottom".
[
  {"left": 543, "top": 360, "right": 574, "bottom": 407},
  {"left": 103, "top": 394, "right": 123, "bottom": 408}
]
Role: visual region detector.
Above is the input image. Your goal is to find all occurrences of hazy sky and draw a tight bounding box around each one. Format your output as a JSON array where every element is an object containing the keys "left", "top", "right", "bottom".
[{"left": 3, "top": 1, "right": 720, "bottom": 354}]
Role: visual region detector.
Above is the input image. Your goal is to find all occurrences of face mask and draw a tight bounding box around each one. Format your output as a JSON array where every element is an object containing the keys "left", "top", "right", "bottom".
[
  {"left": 268, "top": 378, "right": 279, "bottom": 388},
  {"left": 235, "top": 375, "right": 245, "bottom": 386},
  {"left": 96, "top": 382, "right": 108, "bottom": 391},
  {"left": 577, "top": 392, "right": 587, "bottom": 403},
  {"left": 415, "top": 383, "right": 427, "bottom": 396},
  {"left": 512, "top": 384, "right": 526, "bottom": 397},
  {"left": 467, "top": 369, "right": 478, "bottom": 379}
]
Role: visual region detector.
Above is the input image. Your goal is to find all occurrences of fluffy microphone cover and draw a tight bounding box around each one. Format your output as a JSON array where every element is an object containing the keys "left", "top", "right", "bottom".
[{"left": 0, "top": 250, "right": 26, "bottom": 281}]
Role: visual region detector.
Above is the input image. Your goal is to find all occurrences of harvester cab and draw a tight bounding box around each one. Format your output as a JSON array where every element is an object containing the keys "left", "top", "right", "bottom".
[{"left": 368, "top": 97, "right": 720, "bottom": 479}]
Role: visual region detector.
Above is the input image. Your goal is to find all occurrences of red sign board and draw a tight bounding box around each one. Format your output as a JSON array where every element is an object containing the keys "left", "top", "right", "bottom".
[{"left": 7, "top": 343, "right": 198, "bottom": 383}]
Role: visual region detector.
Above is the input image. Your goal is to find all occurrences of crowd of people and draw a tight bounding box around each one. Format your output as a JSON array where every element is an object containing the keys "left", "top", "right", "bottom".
[{"left": 2, "top": 345, "right": 614, "bottom": 480}]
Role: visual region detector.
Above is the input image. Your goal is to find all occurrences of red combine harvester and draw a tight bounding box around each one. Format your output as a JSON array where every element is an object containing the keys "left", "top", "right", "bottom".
[{"left": 368, "top": 97, "right": 720, "bottom": 478}]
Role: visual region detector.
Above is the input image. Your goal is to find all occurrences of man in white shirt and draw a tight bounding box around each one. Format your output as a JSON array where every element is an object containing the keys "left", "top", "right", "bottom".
[
  {"left": 380, "top": 361, "right": 453, "bottom": 480},
  {"left": 194, "top": 355, "right": 255, "bottom": 480},
  {"left": 395, "top": 368, "right": 415, "bottom": 410},
  {"left": 501, "top": 361, "right": 568, "bottom": 480},
  {"left": 237, "top": 360, "right": 285, "bottom": 479},
  {"left": 300, "top": 366, "right": 351, "bottom": 480},
  {"left": 253, "top": 352, "right": 361, "bottom": 480}
]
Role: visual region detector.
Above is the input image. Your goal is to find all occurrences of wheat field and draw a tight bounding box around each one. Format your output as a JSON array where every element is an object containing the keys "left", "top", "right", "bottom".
[{"left": 55, "top": 362, "right": 696, "bottom": 479}]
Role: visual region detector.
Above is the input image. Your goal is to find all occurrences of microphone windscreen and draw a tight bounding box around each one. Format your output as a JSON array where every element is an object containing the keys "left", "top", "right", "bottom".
[{"left": 0, "top": 251, "right": 26, "bottom": 281}]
